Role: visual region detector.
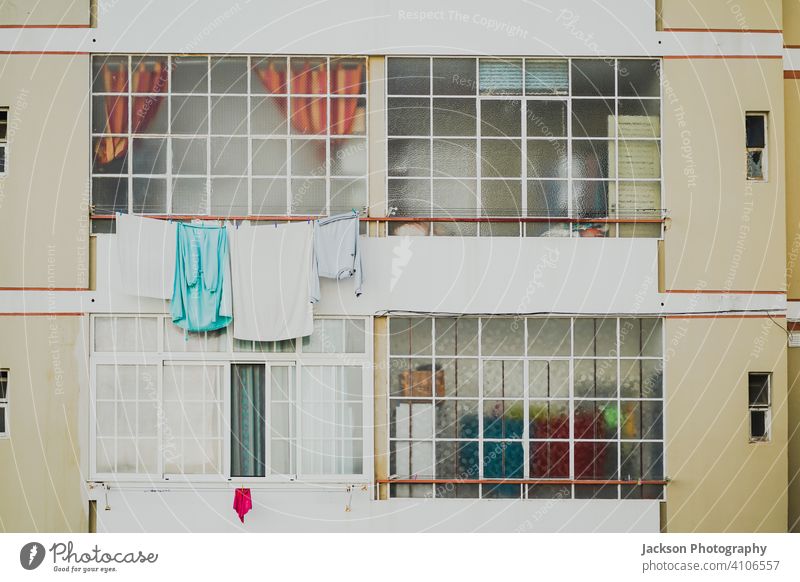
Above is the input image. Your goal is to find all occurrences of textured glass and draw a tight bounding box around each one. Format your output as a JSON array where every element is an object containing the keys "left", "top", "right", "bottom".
[
  {"left": 433, "top": 58, "right": 476, "bottom": 95},
  {"left": 252, "top": 178, "right": 287, "bottom": 214},
  {"left": 436, "top": 400, "right": 480, "bottom": 439},
  {"left": 388, "top": 179, "right": 431, "bottom": 216},
  {"left": 211, "top": 137, "right": 247, "bottom": 175},
  {"left": 388, "top": 139, "right": 431, "bottom": 177},
  {"left": 92, "top": 136, "right": 128, "bottom": 175},
  {"left": 131, "top": 138, "right": 166, "bottom": 174},
  {"left": 618, "top": 99, "right": 660, "bottom": 138},
  {"left": 331, "top": 138, "right": 366, "bottom": 176},
  {"left": 573, "top": 140, "right": 613, "bottom": 179},
  {"left": 620, "top": 441, "right": 663, "bottom": 480},
  {"left": 574, "top": 400, "right": 618, "bottom": 439},
  {"left": 132, "top": 178, "right": 167, "bottom": 213},
  {"left": 250, "top": 96, "right": 287, "bottom": 135},
  {"left": 387, "top": 97, "right": 430, "bottom": 136},
  {"left": 572, "top": 99, "right": 615, "bottom": 138},
  {"left": 435, "top": 441, "right": 480, "bottom": 480},
  {"left": 435, "top": 317, "right": 479, "bottom": 356},
  {"left": 252, "top": 138, "right": 287, "bottom": 175},
  {"left": 390, "top": 317, "right": 432, "bottom": 355},
  {"left": 525, "top": 59, "right": 568, "bottom": 95},
  {"left": 391, "top": 401, "right": 433, "bottom": 439},
  {"left": 529, "top": 360, "right": 570, "bottom": 399},
  {"left": 481, "top": 319, "right": 524, "bottom": 356},
  {"left": 618, "top": 141, "right": 661, "bottom": 179},
  {"left": 527, "top": 140, "right": 567, "bottom": 178},
  {"left": 620, "top": 359, "right": 663, "bottom": 399},
  {"left": 172, "top": 56, "right": 208, "bottom": 93},
  {"left": 440, "top": 359, "right": 479, "bottom": 398},
  {"left": 92, "top": 55, "right": 128, "bottom": 93},
  {"left": 291, "top": 139, "right": 326, "bottom": 175},
  {"left": 483, "top": 360, "right": 524, "bottom": 398},
  {"left": 210, "top": 57, "right": 247, "bottom": 94},
  {"left": 251, "top": 57, "right": 288, "bottom": 94},
  {"left": 481, "top": 180, "right": 521, "bottom": 216},
  {"left": 387, "top": 58, "right": 430, "bottom": 95},
  {"left": 210, "top": 177, "right": 248, "bottom": 215},
  {"left": 330, "top": 57, "right": 367, "bottom": 94},
  {"left": 529, "top": 400, "right": 569, "bottom": 438},
  {"left": 290, "top": 178, "right": 326, "bottom": 214},
  {"left": 572, "top": 59, "right": 615, "bottom": 96},
  {"left": 94, "top": 317, "right": 159, "bottom": 352},
  {"left": 391, "top": 440, "right": 433, "bottom": 478},
  {"left": 433, "top": 180, "right": 477, "bottom": 217},
  {"left": 481, "top": 99, "right": 521, "bottom": 137},
  {"left": 210, "top": 96, "right": 247, "bottom": 135},
  {"left": 574, "top": 318, "right": 617, "bottom": 357},
  {"left": 92, "top": 177, "right": 128, "bottom": 214},
  {"left": 171, "top": 178, "right": 207, "bottom": 214},
  {"left": 528, "top": 180, "right": 568, "bottom": 217},
  {"left": 330, "top": 179, "right": 367, "bottom": 213},
  {"left": 530, "top": 442, "right": 570, "bottom": 479},
  {"left": 172, "top": 138, "right": 207, "bottom": 175},
  {"left": 479, "top": 59, "right": 523, "bottom": 95},
  {"left": 331, "top": 97, "right": 366, "bottom": 135},
  {"left": 526, "top": 100, "right": 567, "bottom": 137},
  {"left": 528, "top": 319, "right": 570, "bottom": 357},
  {"left": 171, "top": 96, "right": 208, "bottom": 135},
  {"left": 618, "top": 59, "right": 660, "bottom": 97},
  {"left": 483, "top": 400, "right": 524, "bottom": 439},
  {"left": 92, "top": 95, "right": 126, "bottom": 134},
  {"left": 481, "top": 139, "right": 521, "bottom": 177},
  {"left": 433, "top": 139, "right": 476, "bottom": 177},
  {"left": 620, "top": 318, "right": 663, "bottom": 357},
  {"left": 573, "top": 181, "right": 610, "bottom": 218},
  {"left": 432, "top": 98, "right": 477, "bottom": 136},
  {"left": 574, "top": 360, "right": 618, "bottom": 399},
  {"left": 290, "top": 57, "right": 327, "bottom": 94}
]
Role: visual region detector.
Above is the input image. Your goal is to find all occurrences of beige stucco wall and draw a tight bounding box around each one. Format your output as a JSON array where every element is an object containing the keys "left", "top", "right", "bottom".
[
  {"left": 786, "top": 79, "right": 800, "bottom": 298},
  {"left": 0, "top": 316, "right": 88, "bottom": 532},
  {"left": 0, "top": 54, "right": 90, "bottom": 288},
  {"left": 0, "top": 0, "right": 89, "bottom": 25},
  {"left": 661, "top": 0, "right": 781, "bottom": 30},
  {"left": 664, "top": 317, "right": 788, "bottom": 532},
  {"left": 662, "top": 58, "right": 785, "bottom": 291},
  {"left": 788, "top": 347, "right": 800, "bottom": 532},
  {"left": 785, "top": 0, "right": 800, "bottom": 45}
]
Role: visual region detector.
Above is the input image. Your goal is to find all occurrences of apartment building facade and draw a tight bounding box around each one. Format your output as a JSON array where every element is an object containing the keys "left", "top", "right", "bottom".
[{"left": 0, "top": 0, "right": 796, "bottom": 532}]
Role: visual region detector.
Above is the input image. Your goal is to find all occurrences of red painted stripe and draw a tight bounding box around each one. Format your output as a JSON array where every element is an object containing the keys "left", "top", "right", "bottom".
[
  {"left": 0, "top": 24, "right": 90, "bottom": 29},
  {"left": 663, "top": 27, "right": 781, "bottom": 34},
  {"left": 665, "top": 314, "right": 783, "bottom": 319},
  {"left": 0, "top": 51, "right": 89, "bottom": 55},
  {"left": 0, "top": 312, "right": 84, "bottom": 316},
  {"left": 788, "top": 321, "right": 800, "bottom": 331},
  {"left": 785, "top": 71, "right": 800, "bottom": 79},
  {"left": 664, "top": 289, "right": 785, "bottom": 295},
  {"left": 664, "top": 55, "right": 782, "bottom": 59},
  {"left": 0, "top": 287, "right": 88, "bottom": 291}
]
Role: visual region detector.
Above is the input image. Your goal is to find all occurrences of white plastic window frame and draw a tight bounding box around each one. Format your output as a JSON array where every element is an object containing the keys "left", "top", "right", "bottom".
[{"left": 89, "top": 314, "right": 373, "bottom": 484}]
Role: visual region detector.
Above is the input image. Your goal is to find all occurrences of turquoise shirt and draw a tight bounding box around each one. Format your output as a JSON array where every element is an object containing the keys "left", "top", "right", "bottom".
[{"left": 171, "top": 223, "right": 233, "bottom": 332}]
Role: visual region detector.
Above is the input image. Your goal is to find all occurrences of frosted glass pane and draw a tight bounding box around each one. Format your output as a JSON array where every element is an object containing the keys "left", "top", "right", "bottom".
[
  {"left": 572, "top": 140, "right": 613, "bottom": 179},
  {"left": 250, "top": 96, "right": 287, "bottom": 135},
  {"left": 388, "top": 179, "right": 431, "bottom": 215},
  {"left": 252, "top": 178, "right": 287, "bottom": 214},
  {"left": 391, "top": 440, "right": 433, "bottom": 478},
  {"left": 116, "top": 439, "right": 137, "bottom": 473},
  {"left": 210, "top": 177, "right": 248, "bottom": 215},
  {"left": 433, "top": 180, "right": 477, "bottom": 216},
  {"left": 345, "top": 320, "right": 366, "bottom": 353},
  {"left": 171, "top": 96, "right": 208, "bottom": 134},
  {"left": 210, "top": 57, "right": 247, "bottom": 93},
  {"left": 96, "top": 438, "right": 114, "bottom": 473},
  {"left": 391, "top": 402, "right": 433, "bottom": 439},
  {"left": 481, "top": 139, "right": 521, "bottom": 178},
  {"left": 617, "top": 181, "right": 661, "bottom": 214},
  {"left": 171, "top": 178, "right": 207, "bottom": 214},
  {"left": 131, "top": 138, "right": 166, "bottom": 174},
  {"left": 528, "top": 180, "right": 568, "bottom": 216},
  {"left": 388, "top": 97, "right": 430, "bottom": 136},
  {"left": 572, "top": 59, "right": 615, "bottom": 96},
  {"left": 387, "top": 58, "right": 430, "bottom": 95},
  {"left": 618, "top": 141, "right": 661, "bottom": 179},
  {"left": 289, "top": 57, "right": 327, "bottom": 94},
  {"left": 528, "top": 318, "right": 571, "bottom": 356},
  {"left": 619, "top": 59, "right": 660, "bottom": 97},
  {"left": 251, "top": 57, "right": 288, "bottom": 94},
  {"left": 252, "top": 138, "right": 287, "bottom": 175},
  {"left": 92, "top": 177, "right": 127, "bottom": 214},
  {"left": 527, "top": 140, "right": 567, "bottom": 178},
  {"left": 330, "top": 179, "right": 366, "bottom": 214},
  {"left": 388, "top": 139, "right": 430, "bottom": 177},
  {"left": 172, "top": 138, "right": 207, "bottom": 175},
  {"left": 290, "top": 179, "right": 326, "bottom": 214},
  {"left": 482, "top": 319, "right": 524, "bottom": 356},
  {"left": 96, "top": 403, "right": 115, "bottom": 437},
  {"left": 481, "top": 180, "right": 521, "bottom": 216},
  {"left": 291, "top": 139, "right": 326, "bottom": 175},
  {"left": 481, "top": 99, "right": 521, "bottom": 137},
  {"left": 483, "top": 360, "right": 524, "bottom": 398},
  {"left": 210, "top": 96, "right": 247, "bottom": 135},
  {"left": 94, "top": 317, "right": 158, "bottom": 352},
  {"left": 210, "top": 137, "right": 247, "bottom": 175},
  {"left": 525, "top": 59, "right": 568, "bottom": 95},
  {"left": 433, "top": 58, "right": 475, "bottom": 95},
  {"left": 95, "top": 365, "right": 118, "bottom": 400},
  {"left": 572, "top": 99, "right": 614, "bottom": 138},
  {"left": 432, "top": 98, "right": 476, "bottom": 136},
  {"left": 172, "top": 56, "right": 208, "bottom": 93},
  {"left": 618, "top": 100, "right": 660, "bottom": 138},
  {"left": 133, "top": 179, "right": 166, "bottom": 213},
  {"left": 433, "top": 139, "right": 476, "bottom": 177},
  {"left": 331, "top": 138, "right": 366, "bottom": 176},
  {"left": 92, "top": 55, "right": 128, "bottom": 93},
  {"left": 526, "top": 100, "right": 567, "bottom": 137},
  {"left": 479, "top": 59, "right": 522, "bottom": 95}
]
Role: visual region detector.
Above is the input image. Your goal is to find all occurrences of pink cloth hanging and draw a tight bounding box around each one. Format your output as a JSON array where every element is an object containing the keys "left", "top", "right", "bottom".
[{"left": 233, "top": 488, "right": 252, "bottom": 523}]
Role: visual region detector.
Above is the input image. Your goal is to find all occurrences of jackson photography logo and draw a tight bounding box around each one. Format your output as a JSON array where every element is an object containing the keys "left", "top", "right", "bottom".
[
  {"left": 18, "top": 541, "right": 158, "bottom": 573},
  {"left": 19, "top": 542, "right": 46, "bottom": 570}
]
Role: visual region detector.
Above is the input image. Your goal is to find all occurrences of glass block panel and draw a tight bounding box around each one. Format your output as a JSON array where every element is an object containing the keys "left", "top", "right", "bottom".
[
  {"left": 479, "top": 59, "right": 523, "bottom": 95},
  {"left": 525, "top": 59, "right": 568, "bottom": 95}
]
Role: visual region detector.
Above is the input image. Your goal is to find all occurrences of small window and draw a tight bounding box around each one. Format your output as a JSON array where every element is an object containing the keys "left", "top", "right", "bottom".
[
  {"left": 745, "top": 113, "right": 767, "bottom": 181},
  {"left": 0, "top": 369, "right": 9, "bottom": 437},
  {"left": 0, "top": 108, "right": 8, "bottom": 175},
  {"left": 748, "top": 372, "right": 771, "bottom": 442}
]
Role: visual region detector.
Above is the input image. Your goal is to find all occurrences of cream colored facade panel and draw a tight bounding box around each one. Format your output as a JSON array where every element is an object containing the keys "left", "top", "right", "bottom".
[
  {"left": 0, "top": 55, "right": 90, "bottom": 288},
  {"left": 664, "top": 317, "right": 788, "bottom": 532},
  {"left": 662, "top": 0, "right": 781, "bottom": 30},
  {"left": 788, "top": 346, "right": 800, "bottom": 532},
  {"left": 663, "top": 58, "right": 785, "bottom": 292},
  {"left": 0, "top": 0, "right": 89, "bottom": 26},
  {"left": 786, "top": 79, "right": 800, "bottom": 299},
  {"left": 786, "top": 0, "right": 800, "bottom": 45},
  {"left": 0, "top": 316, "right": 88, "bottom": 532}
]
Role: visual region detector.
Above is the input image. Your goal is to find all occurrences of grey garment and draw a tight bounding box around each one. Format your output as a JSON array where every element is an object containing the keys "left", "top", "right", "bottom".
[{"left": 310, "top": 212, "right": 363, "bottom": 303}]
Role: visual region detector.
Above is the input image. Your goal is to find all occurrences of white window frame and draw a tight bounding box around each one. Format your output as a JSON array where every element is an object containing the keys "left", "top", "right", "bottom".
[
  {"left": 745, "top": 112, "right": 768, "bottom": 182},
  {"left": 0, "top": 368, "right": 9, "bottom": 438},
  {"left": 386, "top": 316, "right": 666, "bottom": 500},
  {"left": 384, "top": 57, "right": 664, "bottom": 238},
  {"left": 89, "top": 314, "right": 373, "bottom": 484},
  {"left": 748, "top": 372, "right": 771, "bottom": 443}
]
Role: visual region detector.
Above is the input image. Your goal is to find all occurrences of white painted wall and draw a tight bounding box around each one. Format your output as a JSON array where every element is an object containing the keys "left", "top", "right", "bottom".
[
  {"left": 93, "top": 487, "right": 660, "bottom": 532},
  {"left": 0, "top": 0, "right": 782, "bottom": 58}
]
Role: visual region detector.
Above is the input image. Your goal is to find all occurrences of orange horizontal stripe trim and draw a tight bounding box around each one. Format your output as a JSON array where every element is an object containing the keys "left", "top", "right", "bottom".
[
  {"left": 666, "top": 314, "right": 783, "bottom": 319},
  {"left": 377, "top": 479, "right": 667, "bottom": 486},
  {"left": 788, "top": 321, "right": 800, "bottom": 331},
  {"left": 785, "top": 45, "right": 800, "bottom": 49},
  {"left": 785, "top": 70, "right": 800, "bottom": 79},
  {"left": 0, "top": 51, "right": 89, "bottom": 55},
  {"left": 0, "top": 287, "right": 88, "bottom": 291},
  {"left": 0, "top": 24, "right": 90, "bottom": 29},
  {"left": 665, "top": 289, "right": 784, "bottom": 294},
  {"left": 664, "top": 27, "right": 781, "bottom": 33},
  {"left": 664, "top": 55, "right": 782, "bottom": 59},
  {"left": 0, "top": 312, "right": 84, "bottom": 316}
]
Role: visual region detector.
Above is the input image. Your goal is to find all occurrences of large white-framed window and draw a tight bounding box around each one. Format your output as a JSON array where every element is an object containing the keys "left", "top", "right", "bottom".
[
  {"left": 387, "top": 316, "right": 665, "bottom": 500},
  {"left": 91, "top": 55, "right": 368, "bottom": 232},
  {"left": 90, "top": 315, "right": 373, "bottom": 483},
  {"left": 385, "top": 57, "right": 662, "bottom": 238},
  {"left": 0, "top": 368, "right": 9, "bottom": 438}
]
